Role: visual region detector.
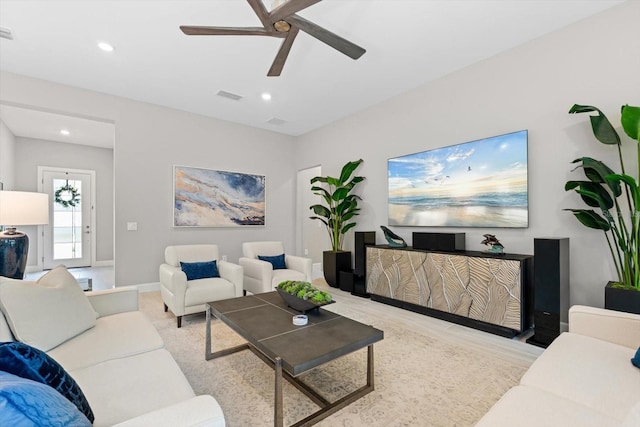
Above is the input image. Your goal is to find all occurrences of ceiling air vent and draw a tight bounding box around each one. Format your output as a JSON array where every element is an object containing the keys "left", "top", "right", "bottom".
[
  {"left": 216, "top": 90, "right": 242, "bottom": 101},
  {"left": 267, "top": 117, "right": 286, "bottom": 126},
  {"left": 0, "top": 27, "right": 13, "bottom": 40}
]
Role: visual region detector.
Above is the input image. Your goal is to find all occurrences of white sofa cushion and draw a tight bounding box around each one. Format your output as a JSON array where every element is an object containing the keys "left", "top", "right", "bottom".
[
  {"left": 70, "top": 348, "right": 196, "bottom": 427},
  {"left": 0, "top": 309, "right": 13, "bottom": 341},
  {"left": 622, "top": 401, "right": 640, "bottom": 427},
  {"left": 48, "top": 311, "right": 164, "bottom": 371},
  {"left": 521, "top": 332, "right": 640, "bottom": 421},
  {"left": 475, "top": 385, "right": 619, "bottom": 427},
  {"left": 271, "top": 269, "right": 306, "bottom": 287},
  {"left": 111, "top": 395, "right": 225, "bottom": 427},
  {"left": 0, "top": 266, "right": 97, "bottom": 351},
  {"left": 184, "top": 277, "right": 237, "bottom": 308}
]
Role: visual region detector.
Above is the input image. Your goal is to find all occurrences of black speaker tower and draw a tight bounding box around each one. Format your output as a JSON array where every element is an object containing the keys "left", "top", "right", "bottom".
[
  {"left": 339, "top": 231, "right": 376, "bottom": 297},
  {"left": 527, "top": 238, "right": 570, "bottom": 348},
  {"left": 354, "top": 231, "right": 376, "bottom": 276}
]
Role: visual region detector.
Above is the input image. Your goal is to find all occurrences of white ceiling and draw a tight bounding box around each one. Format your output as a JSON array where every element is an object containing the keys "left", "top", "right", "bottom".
[
  {"left": 0, "top": 0, "right": 626, "bottom": 139},
  {"left": 0, "top": 104, "right": 115, "bottom": 148}
]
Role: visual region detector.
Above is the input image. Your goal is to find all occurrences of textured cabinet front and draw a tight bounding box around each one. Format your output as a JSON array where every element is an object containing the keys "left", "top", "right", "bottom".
[{"left": 367, "top": 246, "right": 530, "bottom": 333}]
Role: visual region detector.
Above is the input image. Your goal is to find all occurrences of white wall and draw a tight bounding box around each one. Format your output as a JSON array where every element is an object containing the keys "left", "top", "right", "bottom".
[
  {"left": 297, "top": 165, "right": 327, "bottom": 265},
  {"left": 0, "top": 120, "right": 15, "bottom": 189},
  {"left": 14, "top": 137, "right": 115, "bottom": 264},
  {"left": 0, "top": 72, "right": 297, "bottom": 286},
  {"left": 295, "top": 1, "right": 640, "bottom": 308}
]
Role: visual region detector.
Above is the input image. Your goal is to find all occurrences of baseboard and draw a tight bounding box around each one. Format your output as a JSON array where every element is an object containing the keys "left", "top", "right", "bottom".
[
  {"left": 25, "top": 265, "right": 41, "bottom": 273},
  {"left": 93, "top": 260, "right": 114, "bottom": 267},
  {"left": 312, "top": 262, "right": 323, "bottom": 280},
  {"left": 135, "top": 281, "right": 160, "bottom": 293}
]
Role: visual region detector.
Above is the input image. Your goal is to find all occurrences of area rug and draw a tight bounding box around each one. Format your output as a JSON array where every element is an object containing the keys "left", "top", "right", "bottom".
[{"left": 139, "top": 291, "right": 534, "bottom": 427}]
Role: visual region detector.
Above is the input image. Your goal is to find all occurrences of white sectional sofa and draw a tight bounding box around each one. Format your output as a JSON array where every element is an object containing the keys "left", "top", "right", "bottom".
[
  {"left": 0, "top": 267, "right": 225, "bottom": 426},
  {"left": 475, "top": 305, "right": 640, "bottom": 427}
]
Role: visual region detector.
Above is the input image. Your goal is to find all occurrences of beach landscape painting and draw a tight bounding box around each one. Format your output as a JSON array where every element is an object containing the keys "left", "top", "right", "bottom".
[
  {"left": 388, "top": 130, "right": 528, "bottom": 228},
  {"left": 174, "top": 166, "right": 265, "bottom": 227}
]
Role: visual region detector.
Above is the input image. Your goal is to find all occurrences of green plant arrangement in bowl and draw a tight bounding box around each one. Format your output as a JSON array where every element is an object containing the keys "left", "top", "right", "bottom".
[
  {"left": 276, "top": 280, "right": 333, "bottom": 313},
  {"left": 565, "top": 104, "right": 640, "bottom": 312}
]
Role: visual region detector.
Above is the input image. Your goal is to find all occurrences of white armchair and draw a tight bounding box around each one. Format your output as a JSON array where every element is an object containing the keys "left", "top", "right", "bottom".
[
  {"left": 239, "top": 241, "right": 312, "bottom": 295},
  {"left": 159, "top": 244, "right": 243, "bottom": 327}
]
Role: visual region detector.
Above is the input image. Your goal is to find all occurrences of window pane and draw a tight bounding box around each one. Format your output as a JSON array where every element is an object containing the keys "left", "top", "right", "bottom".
[
  {"left": 54, "top": 212, "right": 73, "bottom": 227},
  {"left": 54, "top": 227, "right": 73, "bottom": 243},
  {"left": 54, "top": 243, "right": 74, "bottom": 260}
]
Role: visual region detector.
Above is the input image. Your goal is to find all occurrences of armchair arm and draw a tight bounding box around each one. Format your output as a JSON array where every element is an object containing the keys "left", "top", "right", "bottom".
[
  {"left": 111, "top": 395, "right": 225, "bottom": 427},
  {"left": 569, "top": 305, "right": 640, "bottom": 349},
  {"left": 159, "top": 263, "right": 188, "bottom": 316},
  {"left": 285, "top": 254, "right": 312, "bottom": 282},
  {"left": 239, "top": 257, "right": 272, "bottom": 294},
  {"left": 239, "top": 257, "right": 272, "bottom": 280},
  {"left": 86, "top": 287, "right": 139, "bottom": 318},
  {"left": 218, "top": 261, "right": 243, "bottom": 297}
]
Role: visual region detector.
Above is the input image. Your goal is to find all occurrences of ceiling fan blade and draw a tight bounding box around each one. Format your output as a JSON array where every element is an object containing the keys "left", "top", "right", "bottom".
[
  {"left": 180, "top": 26, "right": 284, "bottom": 37},
  {"left": 287, "top": 15, "right": 365, "bottom": 59},
  {"left": 268, "top": 26, "right": 300, "bottom": 76},
  {"left": 246, "top": 0, "right": 272, "bottom": 29},
  {"left": 269, "top": 0, "right": 322, "bottom": 23}
]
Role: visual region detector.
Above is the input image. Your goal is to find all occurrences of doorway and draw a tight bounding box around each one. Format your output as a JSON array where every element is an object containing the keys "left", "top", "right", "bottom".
[
  {"left": 39, "top": 167, "right": 96, "bottom": 269},
  {"left": 296, "top": 165, "right": 326, "bottom": 277}
]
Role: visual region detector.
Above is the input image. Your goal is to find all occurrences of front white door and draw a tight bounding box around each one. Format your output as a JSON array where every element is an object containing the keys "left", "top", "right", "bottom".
[{"left": 41, "top": 170, "right": 93, "bottom": 269}]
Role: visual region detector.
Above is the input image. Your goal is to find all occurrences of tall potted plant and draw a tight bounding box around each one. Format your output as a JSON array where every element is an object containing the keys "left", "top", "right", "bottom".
[
  {"left": 565, "top": 104, "right": 640, "bottom": 314},
  {"left": 310, "top": 159, "right": 365, "bottom": 287}
]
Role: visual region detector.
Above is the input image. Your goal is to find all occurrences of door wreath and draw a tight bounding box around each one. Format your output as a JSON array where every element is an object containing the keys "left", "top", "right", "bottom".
[{"left": 55, "top": 181, "right": 81, "bottom": 208}]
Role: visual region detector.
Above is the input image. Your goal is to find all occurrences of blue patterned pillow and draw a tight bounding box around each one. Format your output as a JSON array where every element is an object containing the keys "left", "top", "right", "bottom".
[
  {"left": 632, "top": 347, "right": 640, "bottom": 369},
  {"left": 0, "top": 371, "right": 91, "bottom": 426},
  {"left": 0, "top": 342, "right": 94, "bottom": 423},
  {"left": 180, "top": 260, "right": 220, "bottom": 280},
  {"left": 258, "top": 254, "right": 286, "bottom": 270}
]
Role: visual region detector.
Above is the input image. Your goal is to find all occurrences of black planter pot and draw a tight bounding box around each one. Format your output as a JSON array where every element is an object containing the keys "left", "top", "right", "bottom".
[
  {"left": 323, "top": 251, "right": 351, "bottom": 288},
  {"left": 605, "top": 282, "right": 640, "bottom": 315}
]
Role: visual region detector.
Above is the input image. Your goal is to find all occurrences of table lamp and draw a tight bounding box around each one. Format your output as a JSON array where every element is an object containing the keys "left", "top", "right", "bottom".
[{"left": 0, "top": 191, "right": 49, "bottom": 279}]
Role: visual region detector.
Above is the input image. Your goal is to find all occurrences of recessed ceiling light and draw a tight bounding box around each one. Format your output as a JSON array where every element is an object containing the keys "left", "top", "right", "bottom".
[
  {"left": 261, "top": 93, "right": 272, "bottom": 101},
  {"left": 60, "top": 129, "right": 70, "bottom": 136},
  {"left": 98, "top": 42, "right": 114, "bottom": 52}
]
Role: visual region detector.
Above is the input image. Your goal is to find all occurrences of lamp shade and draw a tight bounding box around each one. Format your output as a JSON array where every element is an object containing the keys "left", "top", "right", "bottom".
[{"left": 0, "top": 191, "right": 49, "bottom": 226}]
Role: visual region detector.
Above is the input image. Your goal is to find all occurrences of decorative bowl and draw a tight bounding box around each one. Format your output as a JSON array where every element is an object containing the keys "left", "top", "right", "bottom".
[{"left": 276, "top": 288, "right": 333, "bottom": 314}]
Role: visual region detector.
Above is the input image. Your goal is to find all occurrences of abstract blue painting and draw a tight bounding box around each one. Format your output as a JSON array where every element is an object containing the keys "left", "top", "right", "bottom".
[
  {"left": 174, "top": 166, "right": 265, "bottom": 227},
  {"left": 388, "top": 130, "right": 528, "bottom": 228}
]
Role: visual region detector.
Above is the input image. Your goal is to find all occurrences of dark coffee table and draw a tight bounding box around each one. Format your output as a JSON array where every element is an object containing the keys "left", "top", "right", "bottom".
[{"left": 205, "top": 291, "right": 384, "bottom": 427}]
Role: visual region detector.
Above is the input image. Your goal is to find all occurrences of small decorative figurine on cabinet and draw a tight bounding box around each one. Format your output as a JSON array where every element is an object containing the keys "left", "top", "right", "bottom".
[
  {"left": 380, "top": 226, "right": 407, "bottom": 248},
  {"left": 481, "top": 234, "right": 504, "bottom": 254}
]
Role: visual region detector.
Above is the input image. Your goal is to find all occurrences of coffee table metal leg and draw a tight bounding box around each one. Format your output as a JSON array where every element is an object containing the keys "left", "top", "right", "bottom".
[
  {"left": 367, "top": 343, "right": 374, "bottom": 388},
  {"left": 205, "top": 305, "right": 212, "bottom": 360},
  {"left": 205, "top": 304, "right": 250, "bottom": 361},
  {"left": 275, "top": 357, "right": 284, "bottom": 427}
]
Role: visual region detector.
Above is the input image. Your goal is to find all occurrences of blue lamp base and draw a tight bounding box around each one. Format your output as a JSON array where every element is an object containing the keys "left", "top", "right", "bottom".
[{"left": 0, "top": 230, "right": 29, "bottom": 279}]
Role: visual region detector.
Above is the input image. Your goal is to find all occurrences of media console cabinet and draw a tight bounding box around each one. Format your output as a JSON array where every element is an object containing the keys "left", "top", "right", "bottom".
[{"left": 366, "top": 245, "right": 533, "bottom": 337}]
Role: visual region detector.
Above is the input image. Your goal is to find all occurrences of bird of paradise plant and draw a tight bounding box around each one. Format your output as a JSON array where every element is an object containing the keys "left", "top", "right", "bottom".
[
  {"left": 565, "top": 104, "right": 640, "bottom": 291},
  {"left": 310, "top": 159, "right": 365, "bottom": 252}
]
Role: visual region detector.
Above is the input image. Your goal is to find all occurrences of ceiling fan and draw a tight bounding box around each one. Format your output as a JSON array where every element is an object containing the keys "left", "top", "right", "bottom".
[{"left": 180, "top": 0, "right": 366, "bottom": 76}]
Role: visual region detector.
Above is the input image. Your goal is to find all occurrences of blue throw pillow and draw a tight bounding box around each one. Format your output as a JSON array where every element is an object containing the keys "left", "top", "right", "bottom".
[
  {"left": 632, "top": 347, "right": 640, "bottom": 369},
  {"left": 0, "top": 371, "right": 91, "bottom": 427},
  {"left": 0, "top": 342, "right": 94, "bottom": 423},
  {"left": 258, "top": 254, "right": 287, "bottom": 270},
  {"left": 180, "top": 260, "right": 220, "bottom": 280}
]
